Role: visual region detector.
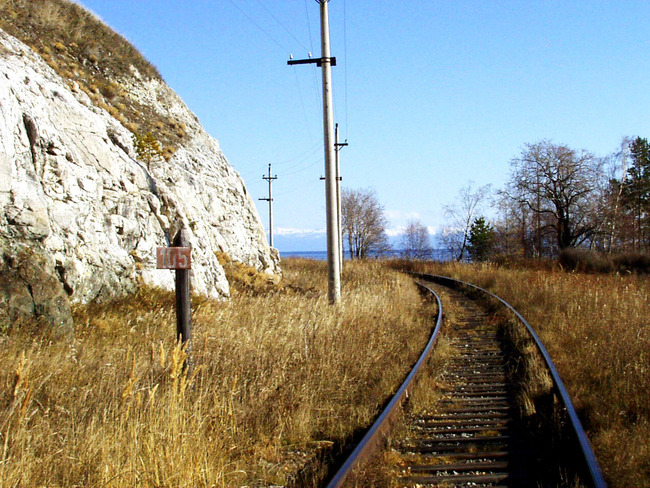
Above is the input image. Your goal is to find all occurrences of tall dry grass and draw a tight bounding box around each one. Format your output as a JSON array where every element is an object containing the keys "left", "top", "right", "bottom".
[
  {"left": 342, "top": 287, "right": 455, "bottom": 488},
  {"left": 404, "top": 260, "right": 649, "bottom": 488},
  {"left": 0, "top": 259, "right": 435, "bottom": 487}
]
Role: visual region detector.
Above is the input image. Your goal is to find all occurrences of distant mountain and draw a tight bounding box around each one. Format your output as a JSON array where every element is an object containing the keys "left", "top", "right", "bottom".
[
  {"left": 273, "top": 228, "right": 443, "bottom": 254},
  {"left": 273, "top": 229, "right": 326, "bottom": 252}
]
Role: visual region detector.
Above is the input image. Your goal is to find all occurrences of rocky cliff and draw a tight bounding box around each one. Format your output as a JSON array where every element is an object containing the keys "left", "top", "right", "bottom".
[{"left": 0, "top": 26, "right": 278, "bottom": 329}]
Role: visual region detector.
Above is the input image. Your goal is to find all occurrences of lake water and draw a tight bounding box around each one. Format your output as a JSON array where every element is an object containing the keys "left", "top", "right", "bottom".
[{"left": 280, "top": 249, "right": 453, "bottom": 261}]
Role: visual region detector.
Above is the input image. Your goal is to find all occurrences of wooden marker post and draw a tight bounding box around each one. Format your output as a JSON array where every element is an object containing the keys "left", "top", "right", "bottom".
[{"left": 157, "top": 228, "right": 192, "bottom": 371}]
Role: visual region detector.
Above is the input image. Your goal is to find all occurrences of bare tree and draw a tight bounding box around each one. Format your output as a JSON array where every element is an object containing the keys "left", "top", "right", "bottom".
[
  {"left": 502, "top": 140, "right": 605, "bottom": 253},
  {"left": 601, "top": 137, "right": 631, "bottom": 252},
  {"left": 341, "top": 187, "right": 390, "bottom": 259},
  {"left": 443, "top": 182, "right": 492, "bottom": 261},
  {"left": 493, "top": 195, "right": 530, "bottom": 258},
  {"left": 495, "top": 184, "right": 560, "bottom": 259},
  {"left": 400, "top": 219, "right": 433, "bottom": 260}
]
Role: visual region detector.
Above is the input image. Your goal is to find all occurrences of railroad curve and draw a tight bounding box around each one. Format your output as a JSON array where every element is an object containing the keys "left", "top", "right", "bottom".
[{"left": 324, "top": 274, "right": 606, "bottom": 488}]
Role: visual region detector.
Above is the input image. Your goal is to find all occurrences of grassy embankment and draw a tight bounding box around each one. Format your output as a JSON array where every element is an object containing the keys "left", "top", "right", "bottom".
[
  {"left": 1, "top": 258, "right": 646, "bottom": 487},
  {"left": 399, "top": 260, "right": 649, "bottom": 488},
  {"left": 0, "top": 259, "right": 436, "bottom": 487},
  {"left": 0, "top": 0, "right": 186, "bottom": 159}
]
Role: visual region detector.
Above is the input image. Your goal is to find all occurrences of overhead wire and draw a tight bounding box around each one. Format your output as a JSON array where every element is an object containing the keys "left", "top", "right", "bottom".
[
  {"left": 274, "top": 142, "right": 321, "bottom": 166},
  {"left": 228, "top": 0, "right": 321, "bottom": 121},
  {"left": 304, "top": 0, "right": 323, "bottom": 109},
  {"left": 237, "top": 143, "right": 321, "bottom": 181},
  {"left": 277, "top": 0, "right": 323, "bottom": 177},
  {"left": 292, "top": 65, "right": 315, "bottom": 144},
  {"left": 226, "top": 0, "right": 292, "bottom": 54},
  {"left": 277, "top": 154, "right": 323, "bottom": 177},
  {"left": 255, "top": 0, "right": 310, "bottom": 53},
  {"left": 277, "top": 162, "right": 323, "bottom": 180},
  {"left": 343, "top": 0, "right": 349, "bottom": 141},
  {"left": 227, "top": 1, "right": 330, "bottom": 188},
  {"left": 304, "top": 0, "right": 315, "bottom": 55},
  {"left": 274, "top": 179, "right": 320, "bottom": 198}
]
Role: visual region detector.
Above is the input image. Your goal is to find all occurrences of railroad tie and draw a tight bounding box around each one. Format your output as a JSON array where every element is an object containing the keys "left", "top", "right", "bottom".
[{"left": 395, "top": 294, "right": 536, "bottom": 487}]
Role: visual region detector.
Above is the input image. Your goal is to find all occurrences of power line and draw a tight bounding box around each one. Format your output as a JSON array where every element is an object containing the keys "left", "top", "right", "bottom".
[
  {"left": 237, "top": 142, "right": 321, "bottom": 181},
  {"left": 277, "top": 155, "right": 323, "bottom": 177},
  {"left": 343, "top": 0, "right": 349, "bottom": 140},
  {"left": 227, "top": 0, "right": 291, "bottom": 53},
  {"left": 302, "top": 0, "right": 323, "bottom": 109},
  {"left": 273, "top": 178, "right": 320, "bottom": 198},
  {"left": 276, "top": 148, "right": 322, "bottom": 173},
  {"left": 292, "top": 66, "right": 315, "bottom": 144},
  {"left": 304, "top": 0, "right": 315, "bottom": 54},
  {"left": 274, "top": 142, "right": 321, "bottom": 166},
  {"left": 255, "top": 0, "right": 310, "bottom": 52}
]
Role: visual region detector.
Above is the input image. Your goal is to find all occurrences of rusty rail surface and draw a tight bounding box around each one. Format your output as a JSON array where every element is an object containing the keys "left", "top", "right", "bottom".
[
  {"left": 416, "top": 273, "right": 607, "bottom": 488},
  {"left": 324, "top": 282, "right": 443, "bottom": 488}
]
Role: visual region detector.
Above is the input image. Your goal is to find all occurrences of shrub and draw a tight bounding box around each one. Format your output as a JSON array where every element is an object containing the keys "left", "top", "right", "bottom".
[
  {"left": 558, "top": 249, "right": 650, "bottom": 275},
  {"left": 132, "top": 132, "right": 162, "bottom": 169},
  {"left": 99, "top": 82, "right": 117, "bottom": 100},
  {"left": 612, "top": 252, "right": 650, "bottom": 274},
  {"left": 216, "top": 251, "right": 280, "bottom": 295},
  {"left": 558, "top": 248, "right": 614, "bottom": 273}
]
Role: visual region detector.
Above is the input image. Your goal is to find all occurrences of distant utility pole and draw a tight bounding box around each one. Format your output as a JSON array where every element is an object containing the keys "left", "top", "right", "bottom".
[
  {"left": 288, "top": 0, "right": 341, "bottom": 304},
  {"left": 319, "top": 123, "right": 348, "bottom": 271},
  {"left": 335, "top": 123, "right": 348, "bottom": 271},
  {"left": 259, "top": 163, "right": 277, "bottom": 248}
]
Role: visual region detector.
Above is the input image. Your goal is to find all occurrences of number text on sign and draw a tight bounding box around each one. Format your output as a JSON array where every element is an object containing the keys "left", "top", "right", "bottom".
[{"left": 156, "top": 247, "right": 192, "bottom": 269}]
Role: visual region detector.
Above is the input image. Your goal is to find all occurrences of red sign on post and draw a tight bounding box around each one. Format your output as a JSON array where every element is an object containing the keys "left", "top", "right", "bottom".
[{"left": 156, "top": 247, "right": 192, "bottom": 269}]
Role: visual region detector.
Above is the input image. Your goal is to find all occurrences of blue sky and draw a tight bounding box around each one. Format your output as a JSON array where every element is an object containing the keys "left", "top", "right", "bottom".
[{"left": 74, "top": 1, "right": 650, "bottom": 251}]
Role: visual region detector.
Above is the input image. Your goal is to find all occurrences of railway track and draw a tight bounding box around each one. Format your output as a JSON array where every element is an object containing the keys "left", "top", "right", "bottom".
[
  {"left": 324, "top": 274, "right": 606, "bottom": 488},
  {"left": 395, "top": 287, "right": 541, "bottom": 487}
]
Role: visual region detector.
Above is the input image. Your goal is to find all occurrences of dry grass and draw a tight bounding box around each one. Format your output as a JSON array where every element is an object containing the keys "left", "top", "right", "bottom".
[
  {"left": 400, "top": 260, "right": 649, "bottom": 488},
  {"left": 0, "top": 259, "right": 435, "bottom": 487},
  {"left": 0, "top": 0, "right": 186, "bottom": 151},
  {"left": 341, "top": 285, "right": 455, "bottom": 488},
  {"left": 0, "top": 0, "right": 159, "bottom": 79}
]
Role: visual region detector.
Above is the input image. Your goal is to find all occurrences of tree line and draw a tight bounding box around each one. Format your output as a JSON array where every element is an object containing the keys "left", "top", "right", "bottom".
[
  {"left": 341, "top": 137, "right": 650, "bottom": 263},
  {"left": 493, "top": 137, "right": 649, "bottom": 261}
]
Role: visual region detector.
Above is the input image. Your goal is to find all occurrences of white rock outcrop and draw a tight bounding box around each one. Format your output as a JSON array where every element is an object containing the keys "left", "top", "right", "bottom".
[{"left": 0, "top": 28, "right": 278, "bottom": 305}]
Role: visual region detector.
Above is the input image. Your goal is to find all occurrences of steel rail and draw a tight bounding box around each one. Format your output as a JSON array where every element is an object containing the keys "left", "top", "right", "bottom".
[
  {"left": 416, "top": 273, "right": 607, "bottom": 488},
  {"left": 324, "top": 282, "right": 443, "bottom": 488}
]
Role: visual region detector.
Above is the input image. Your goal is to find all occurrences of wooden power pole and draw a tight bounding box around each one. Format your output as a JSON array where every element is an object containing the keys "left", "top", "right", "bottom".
[
  {"left": 288, "top": 0, "right": 341, "bottom": 304},
  {"left": 259, "top": 164, "right": 277, "bottom": 248}
]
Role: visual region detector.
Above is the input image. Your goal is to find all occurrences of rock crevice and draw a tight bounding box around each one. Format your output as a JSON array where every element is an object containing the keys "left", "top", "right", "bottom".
[{"left": 0, "top": 28, "right": 278, "bottom": 328}]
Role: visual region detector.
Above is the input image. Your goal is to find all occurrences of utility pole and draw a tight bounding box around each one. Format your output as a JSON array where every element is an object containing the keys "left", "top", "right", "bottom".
[
  {"left": 288, "top": 0, "right": 341, "bottom": 304},
  {"left": 259, "top": 164, "right": 277, "bottom": 248},
  {"left": 335, "top": 123, "right": 348, "bottom": 271}
]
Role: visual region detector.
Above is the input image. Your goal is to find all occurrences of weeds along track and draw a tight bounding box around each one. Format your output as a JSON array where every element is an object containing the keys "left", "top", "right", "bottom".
[
  {"left": 395, "top": 285, "right": 527, "bottom": 487},
  {"left": 325, "top": 274, "right": 606, "bottom": 488}
]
